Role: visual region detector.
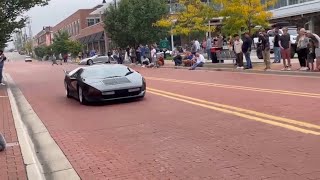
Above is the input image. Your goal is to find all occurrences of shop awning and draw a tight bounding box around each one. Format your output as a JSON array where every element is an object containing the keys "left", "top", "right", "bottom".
[{"left": 93, "top": 32, "right": 104, "bottom": 41}]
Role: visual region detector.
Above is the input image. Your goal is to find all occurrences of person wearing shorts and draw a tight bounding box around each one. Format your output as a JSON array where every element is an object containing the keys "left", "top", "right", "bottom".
[{"left": 279, "top": 27, "right": 291, "bottom": 71}]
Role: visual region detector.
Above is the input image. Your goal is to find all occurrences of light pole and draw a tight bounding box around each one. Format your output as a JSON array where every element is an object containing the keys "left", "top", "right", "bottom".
[
  {"left": 207, "top": 0, "right": 211, "bottom": 38},
  {"left": 170, "top": 0, "right": 174, "bottom": 51}
]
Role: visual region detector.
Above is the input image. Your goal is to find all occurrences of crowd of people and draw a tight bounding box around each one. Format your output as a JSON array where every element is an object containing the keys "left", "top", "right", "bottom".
[{"left": 170, "top": 27, "right": 320, "bottom": 72}]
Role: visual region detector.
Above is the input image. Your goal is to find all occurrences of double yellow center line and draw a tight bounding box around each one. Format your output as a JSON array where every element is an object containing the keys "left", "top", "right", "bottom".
[
  {"left": 146, "top": 77, "right": 320, "bottom": 99},
  {"left": 147, "top": 87, "right": 320, "bottom": 135}
]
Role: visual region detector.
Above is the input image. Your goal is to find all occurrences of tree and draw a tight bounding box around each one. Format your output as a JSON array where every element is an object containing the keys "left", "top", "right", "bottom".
[
  {"left": 218, "top": 0, "right": 276, "bottom": 35},
  {"left": 51, "top": 30, "right": 69, "bottom": 56},
  {"left": 0, "top": 0, "right": 50, "bottom": 49},
  {"left": 155, "top": 0, "right": 217, "bottom": 36},
  {"left": 67, "top": 41, "right": 83, "bottom": 58},
  {"left": 104, "top": 0, "right": 168, "bottom": 48},
  {"left": 24, "top": 40, "right": 32, "bottom": 55},
  {"left": 34, "top": 46, "right": 46, "bottom": 58}
]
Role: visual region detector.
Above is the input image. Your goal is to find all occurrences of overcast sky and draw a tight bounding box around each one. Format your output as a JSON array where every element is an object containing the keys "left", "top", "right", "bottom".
[{"left": 26, "top": 0, "right": 112, "bottom": 34}]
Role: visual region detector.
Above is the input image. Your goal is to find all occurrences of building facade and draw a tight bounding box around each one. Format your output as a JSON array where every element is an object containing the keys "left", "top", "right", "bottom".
[
  {"left": 269, "top": 0, "right": 320, "bottom": 34},
  {"left": 34, "top": 26, "right": 53, "bottom": 47},
  {"left": 49, "top": 2, "right": 109, "bottom": 55}
]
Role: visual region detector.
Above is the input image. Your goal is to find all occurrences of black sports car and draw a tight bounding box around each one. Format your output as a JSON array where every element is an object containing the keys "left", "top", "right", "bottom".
[{"left": 64, "top": 64, "right": 146, "bottom": 104}]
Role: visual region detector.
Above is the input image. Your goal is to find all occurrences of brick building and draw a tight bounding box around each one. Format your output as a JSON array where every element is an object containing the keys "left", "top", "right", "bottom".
[
  {"left": 34, "top": 26, "right": 53, "bottom": 47},
  {"left": 76, "top": 3, "right": 109, "bottom": 55}
]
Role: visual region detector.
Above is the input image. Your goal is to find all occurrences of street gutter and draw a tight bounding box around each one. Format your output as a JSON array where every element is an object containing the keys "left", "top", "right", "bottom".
[{"left": 5, "top": 74, "right": 80, "bottom": 180}]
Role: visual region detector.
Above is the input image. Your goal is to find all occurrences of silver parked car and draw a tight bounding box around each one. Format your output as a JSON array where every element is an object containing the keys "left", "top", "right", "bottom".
[{"left": 78, "top": 55, "right": 116, "bottom": 65}]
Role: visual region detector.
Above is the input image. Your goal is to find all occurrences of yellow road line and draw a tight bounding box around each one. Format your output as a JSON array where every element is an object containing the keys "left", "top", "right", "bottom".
[
  {"left": 148, "top": 89, "right": 320, "bottom": 135},
  {"left": 146, "top": 77, "right": 320, "bottom": 98},
  {"left": 0, "top": 96, "right": 8, "bottom": 98},
  {"left": 148, "top": 87, "right": 320, "bottom": 131}
]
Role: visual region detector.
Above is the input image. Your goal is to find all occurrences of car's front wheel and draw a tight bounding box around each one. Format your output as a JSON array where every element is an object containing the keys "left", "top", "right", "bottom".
[
  {"left": 87, "top": 59, "right": 93, "bottom": 65},
  {"left": 78, "top": 87, "right": 88, "bottom": 105},
  {"left": 65, "top": 83, "right": 71, "bottom": 98}
]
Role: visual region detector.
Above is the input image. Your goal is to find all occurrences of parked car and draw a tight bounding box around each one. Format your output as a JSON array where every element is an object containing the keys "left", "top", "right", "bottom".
[
  {"left": 78, "top": 55, "right": 116, "bottom": 65},
  {"left": 64, "top": 64, "right": 146, "bottom": 105},
  {"left": 25, "top": 56, "right": 32, "bottom": 62}
]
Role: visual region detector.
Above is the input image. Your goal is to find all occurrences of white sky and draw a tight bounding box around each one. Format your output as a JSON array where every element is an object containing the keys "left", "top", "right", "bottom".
[
  {"left": 6, "top": 0, "right": 112, "bottom": 49},
  {"left": 26, "top": 0, "right": 112, "bottom": 34}
]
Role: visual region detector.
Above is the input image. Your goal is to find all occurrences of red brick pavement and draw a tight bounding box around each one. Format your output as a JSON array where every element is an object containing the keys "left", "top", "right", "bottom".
[
  {"left": 4, "top": 61, "right": 320, "bottom": 179},
  {"left": 0, "top": 86, "right": 27, "bottom": 180}
]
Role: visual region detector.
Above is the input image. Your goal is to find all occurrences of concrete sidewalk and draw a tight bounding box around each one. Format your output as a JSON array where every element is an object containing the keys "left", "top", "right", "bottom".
[{"left": 0, "top": 85, "right": 27, "bottom": 180}]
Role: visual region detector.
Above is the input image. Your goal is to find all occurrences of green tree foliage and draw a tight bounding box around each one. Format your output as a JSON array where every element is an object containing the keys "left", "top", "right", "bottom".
[
  {"left": 24, "top": 40, "right": 32, "bottom": 55},
  {"left": 104, "top": 0, "right": 169, "bottom": 48},
  {"left": 51, "top": 30, "right": 69, "bottom": 56},
  {"left": 67, "top": 41, "right": 83, "bottom": 58},
  {"left": 156, "top": 0, "right": 217, "bottom": 36},
  {"left": 0, "top": 0, "right": 50, "bottom": 49},
  {"left": 218, "top": 0, "right": 276, "bottom": 35},
  {"left": 34, "top": 46, "right": 46, "bottom": 58},
  {"left": 50, "top": 30, "right": 83, "bottom": 58},
  {"left": 44, "top": 45, "right": 53, "bottom": 56}
]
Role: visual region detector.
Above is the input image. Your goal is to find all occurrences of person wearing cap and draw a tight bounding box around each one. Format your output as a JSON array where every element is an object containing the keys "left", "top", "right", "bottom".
[
  {"left": 296, "top": 28, "right": 309, "bottom": 70},
  {"left": 279, "top": 27, "right": 292, "bottom": 70},
  {"left": 0, "top": 50, "right": 7, "bottom": 86}
]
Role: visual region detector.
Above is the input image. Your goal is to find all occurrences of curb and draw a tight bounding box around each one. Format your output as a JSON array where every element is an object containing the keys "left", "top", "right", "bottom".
[
  {"left": 154, "top": 65, "right": 320, "bottom": 77},
  {"left": 5, "top": 74, "right": 80, "bottom": 180}
]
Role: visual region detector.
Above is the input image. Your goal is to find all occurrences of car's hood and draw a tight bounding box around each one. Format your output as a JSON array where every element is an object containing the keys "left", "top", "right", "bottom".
[{"left": 82, "top": 72, "right": 143, "bottom": 91}]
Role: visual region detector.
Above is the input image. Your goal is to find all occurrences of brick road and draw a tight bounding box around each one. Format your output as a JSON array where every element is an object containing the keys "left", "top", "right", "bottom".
[
  {"left": 3, "top": 53, "right": 320, "bottom": 179},
  {"left": 0, "top": 86, "right": 27, "bottom": 180}
]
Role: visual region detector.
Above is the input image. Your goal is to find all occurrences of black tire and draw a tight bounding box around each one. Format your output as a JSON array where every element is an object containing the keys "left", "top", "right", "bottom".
[
  {"left": 87, "top": 59, "right": 93, "bottom": 65},
  {"left": 78, "top": 86, "right": 88, "bottom": 105}
]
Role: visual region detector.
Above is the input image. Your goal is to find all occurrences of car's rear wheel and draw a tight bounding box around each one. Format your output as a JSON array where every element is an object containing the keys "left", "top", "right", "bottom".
[
  {"left": 78, "top": 87, "right": 87, "bottom": 105},
  {"left": 87, "top": 59, "right": 93, "bottom": 65}
]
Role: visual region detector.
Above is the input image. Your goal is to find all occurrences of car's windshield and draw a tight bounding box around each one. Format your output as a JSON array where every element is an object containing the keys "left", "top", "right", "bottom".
[{"left": 81, "top": 66, "right": 133, "bottom": 79}]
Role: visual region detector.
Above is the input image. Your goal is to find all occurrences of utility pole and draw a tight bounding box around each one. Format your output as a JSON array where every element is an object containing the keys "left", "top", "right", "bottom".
[
  {"left": 170, "top": 0, "right": 174, "bottom": 51},
  {"left": 207, "top": 0, "right": 211, "bottom": 38},
  {"left": 27, "top": 18, "right": 34, "bottom": 57}
]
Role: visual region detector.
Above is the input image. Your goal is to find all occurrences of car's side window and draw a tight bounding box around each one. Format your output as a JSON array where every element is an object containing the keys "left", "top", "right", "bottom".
[{"left": 70, "top": 69, "right": 81, "bottom": 79}]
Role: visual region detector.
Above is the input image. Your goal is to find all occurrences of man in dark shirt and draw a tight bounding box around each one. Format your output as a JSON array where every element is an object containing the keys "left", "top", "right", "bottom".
[
  {"left": 273, "top": 29, "right": 281, "bottom": 63},
  {"left": 279, "top": 27, "right": 292, "bottom": 70},
  {"left": 242, "top": 32, "right": 253, "bottom": 69}
]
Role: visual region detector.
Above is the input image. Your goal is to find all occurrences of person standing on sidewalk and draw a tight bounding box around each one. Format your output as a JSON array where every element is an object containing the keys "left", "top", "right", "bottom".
[
  {"left": 296, "top": 28, "right": 309, "bottom": 71},
  {"left": 242, "top": 32, "right": 253, "bottom": 69},
  {"left": 259, "top": 30, "right": 271, "bottom": 70},
  {"left": 279, "top": 27, "right": 292, "bottom": 71},
  {"left": 206, "top": 36, "right": 212, "bottom": 60},
  {"left": 233, "top": 34, "right": 244, "bottom": 69},
  {"left": 0, "top": 50, "right": 7, "bottom": 86},
  {"left": 273, "top": 29, "right": 281, "bottom": 63}
]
